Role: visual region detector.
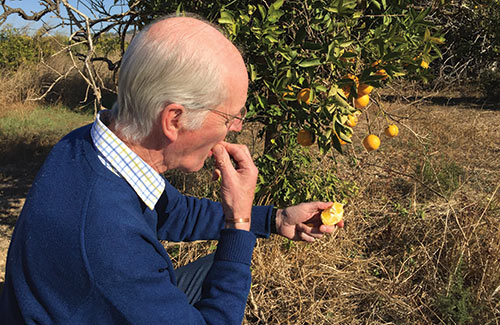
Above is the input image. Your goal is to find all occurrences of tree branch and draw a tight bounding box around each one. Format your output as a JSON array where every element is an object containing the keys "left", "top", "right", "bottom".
[{"left": 0, "top": 0, "right": 60, "bottom": 26}]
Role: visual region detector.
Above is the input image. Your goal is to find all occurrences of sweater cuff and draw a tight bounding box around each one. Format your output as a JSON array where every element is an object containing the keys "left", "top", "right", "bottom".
[
  {"left": 250, "top": 205, "right": 274, "bottom": 238},
  {"left": 215, "top": 229, "right": 257, "bottom": 265}
]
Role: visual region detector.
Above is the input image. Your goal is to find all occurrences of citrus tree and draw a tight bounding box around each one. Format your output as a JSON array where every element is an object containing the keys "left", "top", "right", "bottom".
[
  {"left": 216, "top": 0, "right": 444, "bottom": 204},
  {"left": 129, "top": 0, "right": 444, "bottom": 205}
]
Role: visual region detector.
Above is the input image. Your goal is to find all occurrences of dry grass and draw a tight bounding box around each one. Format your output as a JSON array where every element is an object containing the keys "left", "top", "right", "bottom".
[
  {"left": 0, "top": 58, "right": 499, "bottom": 323},
  {"left": 165, "top": 92, "right": 500, "bottom": 324}
]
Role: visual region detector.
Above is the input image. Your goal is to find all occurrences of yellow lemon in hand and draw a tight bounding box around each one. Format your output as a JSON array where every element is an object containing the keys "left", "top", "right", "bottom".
[{"left": 321, "top": 202, "right": 344, "bottom": 226}]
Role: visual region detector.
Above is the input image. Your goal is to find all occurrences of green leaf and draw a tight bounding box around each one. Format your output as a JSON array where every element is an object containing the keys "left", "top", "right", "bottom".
[
  {"left": 295, "top": 26, "right": 307, "bottom": 44},
  {"left": 271, "top": 0, "right": 285, "bottom": 10},
  {"left": 265, "top": 35, "right": 279, "bottom": 43},
  {"left": 258, "top": 4, "right": 267, "bottom": 20},
  {"left": 353, "top": 11, "right": 363, "bottom": 19},
  {"left": 430, "top": 36, "right": 444, "bottom": 45},
  {"left": 339, "top": 41, "right": 354, "bottom": 48},
  {"left": 219, "top": 11, "right": 235, "bottom": 25},
  {"left": 424, "top": 28, "right": 430, "bottom": 42},
  {"left": 298, "top": 58, "right": 321, "bottom": 67},
  {"left": 265, "top": 154, "right": 278, "bottom": 162},
  {"left": 303, "top": 42, "right": 323, "bottom": 51},
  {"left": 315, "top": 85, "right": 328, "bottom": 93},
  {"left": 371, "top": 0, "right": 381, "bottom": 10},
  {"left": 249, "top": 64, "right": 258, "bottom": 81}
]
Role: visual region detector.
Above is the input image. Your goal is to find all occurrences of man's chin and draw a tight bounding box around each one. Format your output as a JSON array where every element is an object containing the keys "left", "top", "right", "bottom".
[{"left": 178, "top": 159, "right": 207, "bottom": 173}]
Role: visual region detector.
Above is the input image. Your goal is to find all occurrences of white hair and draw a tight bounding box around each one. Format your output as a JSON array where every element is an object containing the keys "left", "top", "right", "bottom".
[{"left": 112, "top": 15, "right": 227, "bottom": 142}]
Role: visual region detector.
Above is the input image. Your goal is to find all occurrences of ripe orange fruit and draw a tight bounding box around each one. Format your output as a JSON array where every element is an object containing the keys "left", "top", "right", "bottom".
[
  {"left": 297, "top": 129, "right": 314, "bottom": 146},
  {"left": 345, "top": 114, "right": 358, "bottom": 127},
  {"left": 375, "top": 69, "right": 388, "bottom": 80},
  {"left": 420, "top": 60, "right": 429, "bottom": 69},
  {"left": 358, "top": 83, "right": 374, "bottom": 96},
  {"left": 363, "top": 134, "right": 380, "bottom": 151},
  {"left": 321, "top": 202, "right": 344, "bottom": 226},
  {"left": 297, "top": 88, "right": 311, "bottom": 104},
  {"left": 384, "top": 124, "right": 399, "bottom": 137},
  {"left": 354, "top": 95, "right": 370, "bottom": 109}
]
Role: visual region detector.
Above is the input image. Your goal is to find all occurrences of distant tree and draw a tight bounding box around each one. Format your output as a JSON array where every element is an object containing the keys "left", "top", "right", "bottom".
[{"left": 1, "top": 0, "right": 138, "bottom": 113}]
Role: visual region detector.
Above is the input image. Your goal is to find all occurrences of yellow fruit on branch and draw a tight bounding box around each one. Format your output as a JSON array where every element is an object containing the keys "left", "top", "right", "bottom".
[
  {"left": 340, "top": 74, "right": 359, "bottom": 99},
  {"left": 321, "top": 202, "right": 344, "bottom": 226},
  {"left": 358, "top": 83, "right": 374, "bottom": 96},
  {"left": 354, "top": 94, "right": 370, "bottom": 109},
  {"left": 363, "top": 134, "right": 380, "bottom": 151},
  {"left": 297, "top": 88, "right": 311, "bottom": 104},
  {"left": 297, "top": 129, "right": 314, "bottom": 146},
  {"left": 384, "top": 124, "right": 399, "bottom": 137},
  {"left": 375, "top": 69, "right": 388, "bottom": 80},
  {"left": 345, "top": 114, "right": 358, "bottom": 127}
]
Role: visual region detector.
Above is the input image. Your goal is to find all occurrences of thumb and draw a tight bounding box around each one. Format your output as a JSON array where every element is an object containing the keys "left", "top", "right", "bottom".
[{"left": 314, "top": 201, "right": 334, "bottom": 211}]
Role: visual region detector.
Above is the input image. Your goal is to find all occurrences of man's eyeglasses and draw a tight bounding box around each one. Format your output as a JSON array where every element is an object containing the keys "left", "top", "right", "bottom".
[{"left": 208, "top": 106, "right": 247, "bottom": 129}]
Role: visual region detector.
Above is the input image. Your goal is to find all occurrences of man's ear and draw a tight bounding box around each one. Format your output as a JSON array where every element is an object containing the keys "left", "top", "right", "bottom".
[{"left": 160, "top": 103, "right": 184, "bottom": 141}]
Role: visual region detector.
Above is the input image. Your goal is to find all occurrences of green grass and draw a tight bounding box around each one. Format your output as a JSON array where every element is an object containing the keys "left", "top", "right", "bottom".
[
  {"left": 0, "top": 105, "right": 92, "bottom": 137},
  {"left": 0, "top": 105, "right": 93, "bottom": 165}
]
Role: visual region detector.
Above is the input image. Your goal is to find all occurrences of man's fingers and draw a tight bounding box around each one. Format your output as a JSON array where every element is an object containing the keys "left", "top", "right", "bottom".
[
  {"left": 220, "top": 142, "right": 254, "bottom": 170},
  {"left": 299, "top": 232, "right": 317, "bottom": 242},
  {"left": 319, "top": 224, "right": 340, "bottom": 233},
  {"left": 212, "top": 168, "right": 221, "bottom": 181},
  {"left": 212, "top": 144, "right": 232, "bottom": 174}
]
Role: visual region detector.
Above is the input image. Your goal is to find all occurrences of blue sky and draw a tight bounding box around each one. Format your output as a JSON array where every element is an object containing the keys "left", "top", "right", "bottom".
[{"left": 3, "top": 0, "right": 127, "bottom": 34}]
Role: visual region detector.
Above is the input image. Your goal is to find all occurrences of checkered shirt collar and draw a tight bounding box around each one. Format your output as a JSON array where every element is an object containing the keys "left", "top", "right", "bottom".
[{"left": 90, "top": 111, "right": 165, "bottom": 210}]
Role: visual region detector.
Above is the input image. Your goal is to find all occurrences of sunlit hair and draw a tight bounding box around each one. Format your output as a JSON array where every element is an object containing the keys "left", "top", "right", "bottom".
[{"left": 111, "top": 14, "right": 227, "bottom": 142}]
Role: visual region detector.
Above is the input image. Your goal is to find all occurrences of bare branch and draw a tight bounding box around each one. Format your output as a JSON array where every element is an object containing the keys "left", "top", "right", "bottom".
[
  {"left": 0, "top": 0, "right": 61, "bottom": 26},
  {"left": 3, "top": 0, "right": 141, "bottom": 112}
]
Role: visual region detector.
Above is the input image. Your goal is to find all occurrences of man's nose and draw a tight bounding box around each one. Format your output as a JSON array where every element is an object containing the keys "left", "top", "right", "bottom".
[{"left": 228, "top": 121, "right": 243, "bottom": 132}]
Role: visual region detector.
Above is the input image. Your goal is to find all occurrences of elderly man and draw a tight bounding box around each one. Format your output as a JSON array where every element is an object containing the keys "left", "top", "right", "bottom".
[{"left": 0, "top": 15, "right": 341, "bottom": 324}]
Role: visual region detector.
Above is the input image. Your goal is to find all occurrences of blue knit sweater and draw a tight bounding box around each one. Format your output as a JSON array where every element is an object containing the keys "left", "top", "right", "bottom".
[{"left": 0, "top": 124, "right": 273, "bottom": 324}]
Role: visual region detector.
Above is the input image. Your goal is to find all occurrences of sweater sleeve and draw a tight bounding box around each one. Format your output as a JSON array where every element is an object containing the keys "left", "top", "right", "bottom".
[
  {"left": 156, "top": 179, "right": 274, "bottom": 241},
  {"left": 80, "top": 190, "right": 257, "bottom": 324}
]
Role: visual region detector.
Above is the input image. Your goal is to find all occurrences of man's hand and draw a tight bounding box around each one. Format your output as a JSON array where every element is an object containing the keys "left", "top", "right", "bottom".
[
  {"left": 212, "top": 142, "right": 258, "bottom": 231},
  {"left": 275, "top": 202, "right": 344, "bottom": 242}
]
